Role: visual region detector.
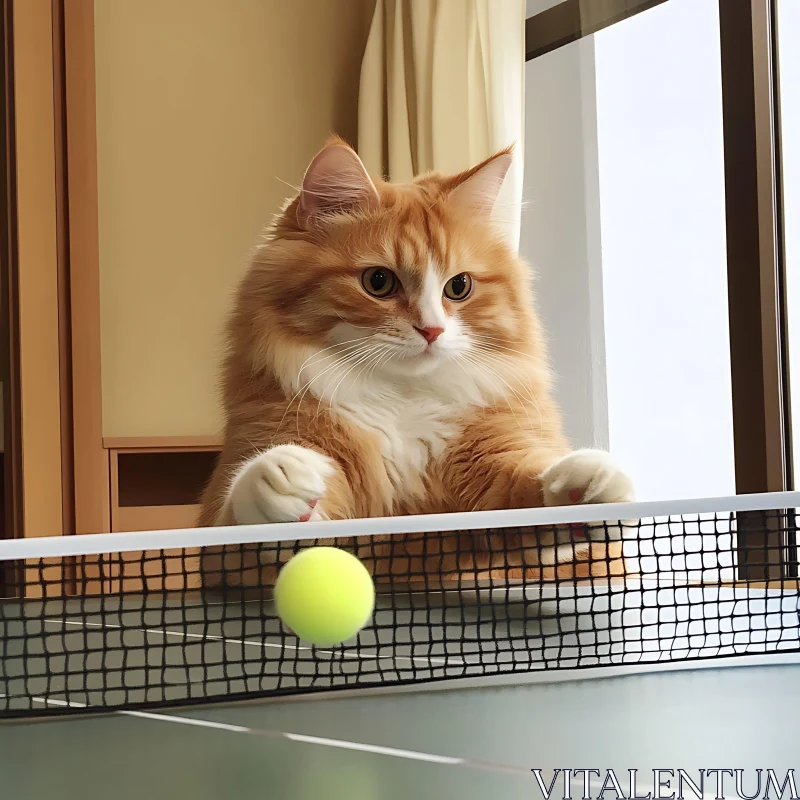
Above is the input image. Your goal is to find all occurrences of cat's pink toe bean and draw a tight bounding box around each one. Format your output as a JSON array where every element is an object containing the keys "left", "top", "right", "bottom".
[
  {"left": 568, "top": 488, "right": 584, "bottom": 503},
  {"left": 297, "top": 498, "right": 320, "bottom": 522}
]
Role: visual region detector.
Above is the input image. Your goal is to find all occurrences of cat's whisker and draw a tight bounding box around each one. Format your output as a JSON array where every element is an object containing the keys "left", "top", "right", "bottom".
[
  {"left": 279, "top": 348, "right": 368, "bottom": 438},
  {"left": 467, "top": 333, "right": 528, "bottom": 344},
  {"left": 469, "top": 338, "right": 534, "bottom": 356},
  {"left": 448, "top": 352, "right": 502, "bottom": 415},
  {"left": 466, "top": 354, "right": 532, "bottom": 406},
  {"left": 297, "top": 338, "right": 381, "bottom": 384},
  {"left": 295, "top": 348, "right": 365, "bottom": 398},
  {"left": 364, "top": 344, "right": 392, "bottom": 382},
  {"left": 468, "top": 344, "right": 549, "bottom": 370},
  {"left": 300, "top": 335, "right": 374, "bottom": 359},
  {"left": 296, "top": 336, "right": 374, "bottom": 376},
  {"left": 469, "top": 346, "right": 548, "bottom": 403},
  {"left": 469, "top": 345, "right": 529, "bottom": 366},
  {"left": 325, "top": 344, "right": 387, "bottom": 411},
  {"left": 469, "top": 342, "right": 549, "bottom": 393},
  {"left": 461, "top": 352, "right": 539, "bottom": 434},
  {"left": 469, "top": 332, "right": 529, "bottom": 343},
  {"left": 330, "top": 344, "right": 390, "bottom": 396},
  {"left": 464, "top": 357, "right": 530, "bottom": 434},
  {"left": 467, "top": 348, "right": 545, "bottom": 429},
  {"left": 471, "top": 371, "right": 531, "bottom": 435},
  {"left": 323, "top": 350, "right": 377, "bottom": 412},
  {"left": 338, "top": 345, "right": 392, "bottom": 407},
  {"left": 278, "top": 358, "right": 346, "bottom": 440},
  {"left": 295, "top": 344, "right": 374, "bottom": 378},
  {"left": 294, "top": 348, "right": 370, "bottom": 426},
  {"left": 290, "top": 332, "right": 393, "bottom": 430},
  {"left": 294, "top": 361, "right": 353, "bottom": 437},
  {"left": 469, "top": 335, "right": 547, "bottom": 362}
]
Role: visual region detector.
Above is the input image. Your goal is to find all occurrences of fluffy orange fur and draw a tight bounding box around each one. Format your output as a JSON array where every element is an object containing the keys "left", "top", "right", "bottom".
[{"left": 199, "top": 136, "right": 626, "bottom": 587}]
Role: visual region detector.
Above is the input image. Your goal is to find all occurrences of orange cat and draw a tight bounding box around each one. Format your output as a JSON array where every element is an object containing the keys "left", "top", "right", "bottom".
[{"left": 198, "top": 137, "right": 634, "bottom": 587}]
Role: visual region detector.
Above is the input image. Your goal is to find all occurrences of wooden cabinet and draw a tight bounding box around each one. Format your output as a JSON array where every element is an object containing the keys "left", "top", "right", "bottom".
[{"left": 106, "top": 439, "right": 220, "bottom": 533}]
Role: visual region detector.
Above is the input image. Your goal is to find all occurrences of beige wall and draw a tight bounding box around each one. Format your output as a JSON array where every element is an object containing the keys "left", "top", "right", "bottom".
[{"left": 94, "top": 0, "right": 375, "bottom": 438}]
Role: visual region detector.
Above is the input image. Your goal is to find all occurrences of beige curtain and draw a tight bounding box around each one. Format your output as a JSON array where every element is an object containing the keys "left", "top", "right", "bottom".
[{"left": 358, "top": 0, "right": 526, "bottom": 250}]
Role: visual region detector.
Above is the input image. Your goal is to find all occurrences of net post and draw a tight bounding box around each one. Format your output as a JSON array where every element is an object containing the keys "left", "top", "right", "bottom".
[{"left": 735, "top": 509, "right": 789, "bottom": 582}]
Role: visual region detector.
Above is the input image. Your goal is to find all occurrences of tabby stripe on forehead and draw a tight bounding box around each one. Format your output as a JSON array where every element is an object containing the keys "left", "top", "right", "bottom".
[
  {"left": 394, "top": 235, "right": 413, "bottom": 272},
  {"left": 407, "top": 230, "right": 427, "bottom": 271},
  {"left": 399, "top": 254, "right": 424, "bottom": 293},
  {"left": 388, "top": 206, "right": 412, "bottom": 267},
  {"left": 425, "top": 203, "right": 448, "bottom": 266},
  {"left": 430, "top": 215, "right": 449, "bottom": 268},
  {"left": 390, "top": 233, "right": 404, "bottom": 270},
  {"left": 421, "top": 207, "right": 434, "bottom": 256}
]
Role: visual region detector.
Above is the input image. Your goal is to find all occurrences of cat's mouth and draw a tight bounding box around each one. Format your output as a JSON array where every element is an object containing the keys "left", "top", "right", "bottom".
[
  {"left": 378, "top": 344, "right": 446, "bottom": 376},
  {"left": 391, "top": 342, "right": 436, "bottom": 358},
  {"left": 411, "top": 345, "right": 444, "bottom": 362}
]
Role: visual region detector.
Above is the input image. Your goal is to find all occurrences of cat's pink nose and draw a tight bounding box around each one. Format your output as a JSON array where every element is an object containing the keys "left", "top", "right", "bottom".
[{"left": 414, "top": 325, "right": 444, "bottom": 344}]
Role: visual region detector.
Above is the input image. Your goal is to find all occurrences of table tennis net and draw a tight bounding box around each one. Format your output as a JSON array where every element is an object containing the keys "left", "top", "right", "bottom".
[{"left": 1, "top": 495, "right": 799, "bottom": 718}]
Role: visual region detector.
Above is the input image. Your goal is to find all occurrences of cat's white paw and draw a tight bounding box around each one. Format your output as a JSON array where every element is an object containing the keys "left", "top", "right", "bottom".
[
  {"left": 541, "top": 449, "right": 635, "bottom": 540},
  {"left": 229, "top": 445, "right": 335, "bottom": 525}
]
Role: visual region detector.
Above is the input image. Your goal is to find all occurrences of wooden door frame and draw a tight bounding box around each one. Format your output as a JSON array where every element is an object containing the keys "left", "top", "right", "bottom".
[
  {"left": 0, "top": 0, "right": 23, "bottom": 598},
  {"left": 8, "top": 0, "right": 68, "bottom": 547},
  {"left": 52, "top": 0, "right": 76, "bottom": 548},
  {"left": 62, "top": 0, "right": 109, "bottom": 536},
  {"left": 3, "top": 0, "right": 106, "bottom": 543}
]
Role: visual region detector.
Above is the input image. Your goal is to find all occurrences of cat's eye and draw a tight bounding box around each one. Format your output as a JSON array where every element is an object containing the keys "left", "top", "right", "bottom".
[
  {"left": 361, "top": 267, "right": 398, "bottom": 298},
  {"left": 443, "top": 273, "right": 472, "bottom": 301}
]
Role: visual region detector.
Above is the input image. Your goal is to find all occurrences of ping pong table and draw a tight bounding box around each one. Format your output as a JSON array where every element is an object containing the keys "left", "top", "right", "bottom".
[
  {"left": 2, "top": 658, "right": 799, "bottom": 800},
  {"left": 2, "top": 494, "right": 799, "bottom": 799}
]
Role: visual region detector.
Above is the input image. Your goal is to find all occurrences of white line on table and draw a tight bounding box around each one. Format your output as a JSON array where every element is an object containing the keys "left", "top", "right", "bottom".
[
  {"left": 42, "top": 618, "right": 467, "bottom": 667},
  {"left": 283, "top": 732, "right": 465, "bottom": 764},
  {"left": 0, "top": 692, "right": 722, "bottom": 794},
  {"left": 1, "top": 694, "right": 498, "bottom": 772}
]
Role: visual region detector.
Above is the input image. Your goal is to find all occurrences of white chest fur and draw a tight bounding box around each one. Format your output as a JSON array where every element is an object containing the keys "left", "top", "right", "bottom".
[
  {"left": 284, "top": 342, "right": 496, "bottom": 504},
  {"left": 336, "top": 391, "right": 461, "bottom": 499}
]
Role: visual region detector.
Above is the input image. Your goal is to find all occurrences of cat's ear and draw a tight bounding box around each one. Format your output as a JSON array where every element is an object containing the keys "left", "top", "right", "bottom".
[
  {"left": 447, "top": 147, "right": 513, "bottom": 216},
  {"left": 297, "top": 142, "right": 379, "bottom": 229}
]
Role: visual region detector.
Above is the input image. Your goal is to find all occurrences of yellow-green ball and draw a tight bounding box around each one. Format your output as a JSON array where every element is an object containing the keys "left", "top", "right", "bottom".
[{"left": 274, "top": 547, "right": 375, "bottom": 647}]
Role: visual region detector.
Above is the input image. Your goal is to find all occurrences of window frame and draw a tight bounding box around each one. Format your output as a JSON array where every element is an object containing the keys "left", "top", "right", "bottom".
[{"left": 525, "top": 0, "right": 796, "bottom": 580}]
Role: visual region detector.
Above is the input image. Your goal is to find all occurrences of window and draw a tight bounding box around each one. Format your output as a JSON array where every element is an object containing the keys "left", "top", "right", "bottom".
[{"left": 522, "top": 0, "right": 734, "bottom": 502}]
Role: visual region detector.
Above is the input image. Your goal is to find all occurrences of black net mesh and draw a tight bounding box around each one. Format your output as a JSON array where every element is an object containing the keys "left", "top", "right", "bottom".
[{"left": 1, "top": 506, "right": 798, "bottom": 718}]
